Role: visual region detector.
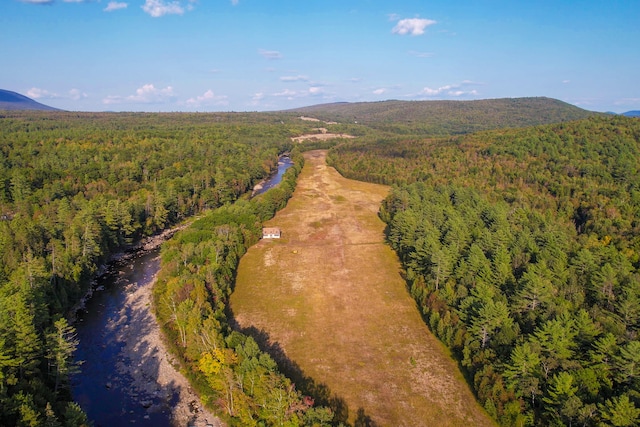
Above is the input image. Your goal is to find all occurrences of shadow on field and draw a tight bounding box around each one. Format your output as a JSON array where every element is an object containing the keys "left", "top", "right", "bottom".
[{"left": 235, "top": 324, "right": 377, "bottom": 427}]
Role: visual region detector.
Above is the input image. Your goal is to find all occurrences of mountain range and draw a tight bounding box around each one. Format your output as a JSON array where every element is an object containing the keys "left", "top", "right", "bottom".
[{"left": 1, "top": 89, "right": 638, "bottom": 121}]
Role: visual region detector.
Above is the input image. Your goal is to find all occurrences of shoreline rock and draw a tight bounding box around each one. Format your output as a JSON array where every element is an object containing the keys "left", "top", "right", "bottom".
[
  {"left": 72, "top": 220, "right": 223, "bottom": 426},
  {"left": 112, "top": 256, "right": 223, "bottom": 427},
  {"left": 70, "top": 223, "right": 189, "bottom": 321}
]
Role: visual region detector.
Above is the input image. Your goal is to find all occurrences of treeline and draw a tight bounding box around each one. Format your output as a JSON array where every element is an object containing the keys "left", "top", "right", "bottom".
[
  {"left": 330, "top": 116, "right": 640, "bottom": 426},
  {"left": 153, "top": 150, "right": 336, "bottom": 426},
  {"left": 329, "top": 116, "right": 640, "bottom": 242},
  {"left": 0, "top": 112, "right": 300, "bottom": 426}
]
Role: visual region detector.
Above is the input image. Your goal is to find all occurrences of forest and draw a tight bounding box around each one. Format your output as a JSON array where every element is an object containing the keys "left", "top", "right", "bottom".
[
  {"left": 2, "top": 104, "right": 639, "bottom": 427},
  {"left": 0, "top": 111, "right": 326, "bottom": 426},
  {"left": 328, "top": 115, "right": 640, "bottom": 426}
]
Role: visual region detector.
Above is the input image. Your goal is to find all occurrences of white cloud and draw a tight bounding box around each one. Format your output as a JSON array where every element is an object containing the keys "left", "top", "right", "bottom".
[
  {"left": 373, "top": 88, "right": 386, "bottom": 95},
  {"left": 27, "top": 87, "right": 88, "bottom": 101},
  {"left": 420, "top": 85, "right": 453, "bottom": 96},
  {"left": 103, "top": 84, "right": 175, "bottom": 104},
  {"left": 68, "top": 88, "right": 88, "bottom": 100},
  {"left": 417, "top": 81, "right": 479, "bottom": 98},
  {"left": 27, "top": 87, "right": 58, "bottom": 99},
  {"left": 562, "top": 80, "right": 571, "bottom": 84},
  {"left": 249, "top": 92, "right": 265, "bottom": 107},
  {"left": 21, "top": 0, "right": 192, "bottom": 13},
  {"left": 130, "top": 84, "right": 175, "bottom": 101},
  {"left": 104, "top": 1, "right": 128, "bottom": 12},
  {"left": 185, "top": 89, "right": 228, "bottom": 107},
  {"left": 142, "top": 0, "right": 184, "bottom": 17},
  {"left": 259, "top": 49, "right": 283, "bottom": 60},
  {"left": 280, "top": 75, "right": 309, "bottom": 82},
  {"left": 269, "top": 86, "right": 328, "bottom": 101},
  {"left": 449, "top": 90, "right": 478, "bottom": 96},
  {"left": 273, "top": 89, "right": 297, "bottom": 98},
  {"left": 392, "top": 18, "right": 437, "bottom": 36},
  {"left": 231, "top": 0, "right": 239, "bottom": 4}
]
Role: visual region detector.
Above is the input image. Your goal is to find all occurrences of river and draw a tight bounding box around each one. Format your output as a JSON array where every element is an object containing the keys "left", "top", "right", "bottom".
[
  {"left": 72, "top": 250, "right": 174, "bottom": 427},
  {"left": 253, "top": 155, "right": 293, "bottom": 196},
  {"left": 72, "top": 156, "right": 293, "bottom": 426}
]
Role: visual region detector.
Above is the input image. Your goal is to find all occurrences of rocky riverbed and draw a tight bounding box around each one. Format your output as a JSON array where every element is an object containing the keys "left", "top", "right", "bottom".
[
  {"left": 73, "top": 224, "right": 223, "bottom": 427},
  {"left": 108, "top": 259, "right": 221, "bottom": 427}
]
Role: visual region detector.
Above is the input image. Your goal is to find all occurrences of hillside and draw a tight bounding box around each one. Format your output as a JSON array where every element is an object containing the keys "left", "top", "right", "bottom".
[
  {"left": 0, "top": 89, "right": 60, "bottom": 111},
  {"left": 288, "top": 97, "right": 600, "bottom": 135}
]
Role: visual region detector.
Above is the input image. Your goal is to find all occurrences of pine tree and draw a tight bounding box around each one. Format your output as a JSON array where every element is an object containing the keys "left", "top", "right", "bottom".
[
  {"left": 45, "top": 318, "right": 80, "bottom": 393},
  {"left": 599, "top": 394, "right": 640, "bottom": 427},
  {"left": 13, "top": 295, "right": 42, "bottom": 379},
  {"left": 543, "top": 371, "right": 581, "bottom": 425}
]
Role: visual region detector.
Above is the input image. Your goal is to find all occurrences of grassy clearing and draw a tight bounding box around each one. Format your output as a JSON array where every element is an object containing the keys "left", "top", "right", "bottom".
[{"left": 230, "top": 150, "right": 495, "bottom": 426}]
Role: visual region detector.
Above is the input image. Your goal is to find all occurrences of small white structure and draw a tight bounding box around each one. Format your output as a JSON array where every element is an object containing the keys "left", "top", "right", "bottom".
[{"left": 262, "top": 227, "right": 281, "bottom": 239}]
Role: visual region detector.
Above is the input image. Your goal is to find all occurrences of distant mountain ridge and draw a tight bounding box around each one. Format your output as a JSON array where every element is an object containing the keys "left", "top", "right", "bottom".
[
  {"left": 0, "top": 89, "right": 60, "bottom": 111},
  {"left": 287, "top": 97, "right": 602, "bottom": 135},
  {"left": 622, "top": 111, "right": 640, "bottom": 118}
]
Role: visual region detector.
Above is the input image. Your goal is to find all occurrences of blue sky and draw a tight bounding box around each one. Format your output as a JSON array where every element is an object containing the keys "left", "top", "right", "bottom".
[{"left": 1, "top": 0, "right": 638, "bottom": 112}]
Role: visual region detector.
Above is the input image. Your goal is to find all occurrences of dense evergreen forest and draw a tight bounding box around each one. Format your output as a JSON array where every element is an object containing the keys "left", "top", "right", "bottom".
[
  {"left": 2, "top": 105, "right": 638, "bottom": 427},
  {"left": 0, "top": 111, "right": 320, "bottom": 426},
  {"left": 328, "top": 116, "right": 640, "bottom": 426}
]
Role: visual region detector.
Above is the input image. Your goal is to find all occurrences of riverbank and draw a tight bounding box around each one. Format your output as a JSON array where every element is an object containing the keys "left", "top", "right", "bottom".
[
  {"left": 251, "top": 154, "right": 293, "bottom": 197},
  {"left": 111, "top": 257, "right": 222, "bottom": 427},
  {"left": 71, "top": 224, "right": 190, "bottom": 321},
  {"left": 72, "top": 221, "right": 224, "bottom": 427}
]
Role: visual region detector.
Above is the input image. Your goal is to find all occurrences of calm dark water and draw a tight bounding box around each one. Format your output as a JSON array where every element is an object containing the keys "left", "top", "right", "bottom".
[
  {"left": 254, "top": 155, "right": 293, "bottom": 196},
  {"left": 72, "top": 249, "right": 172, "bottom": 427}
]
